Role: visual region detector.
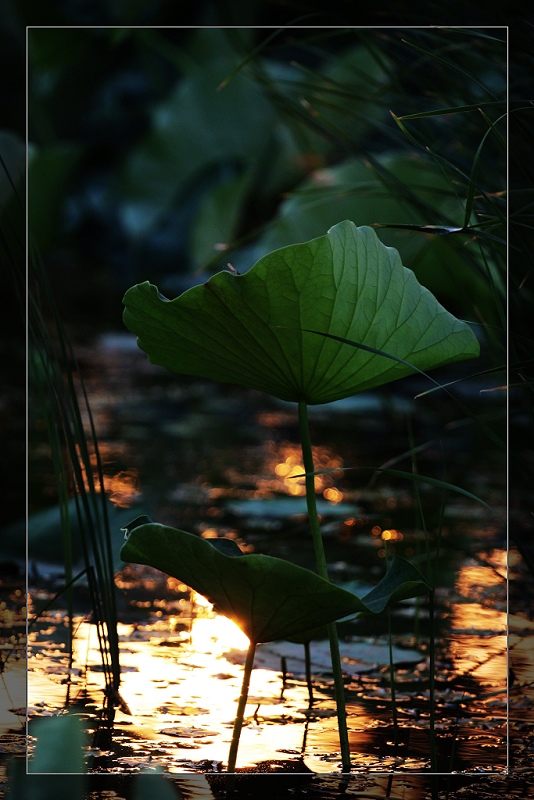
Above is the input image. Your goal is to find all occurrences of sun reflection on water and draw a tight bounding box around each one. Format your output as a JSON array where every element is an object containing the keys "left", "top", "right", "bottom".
[
  {"left": 448, "top": 554, "right": 507, "bottom": 686},
  {"left": 28, "top": 577, "right": 509, "bottom": 775},
  {"left": 188, "top": 605, "right": 250, "bottom": 653}
]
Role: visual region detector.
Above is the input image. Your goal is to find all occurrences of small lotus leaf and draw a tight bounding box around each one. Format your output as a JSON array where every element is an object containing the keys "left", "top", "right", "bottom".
[
  {"left": 120, "top": 519, "right": 430, "bottom": 644},
  {"left": 123, "top": 221, "right": 479, "bottom": 405}
]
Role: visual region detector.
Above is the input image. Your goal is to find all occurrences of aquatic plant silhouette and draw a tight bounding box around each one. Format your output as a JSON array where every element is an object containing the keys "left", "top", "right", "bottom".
[
  {"left": 121, "top": 517, "right": 430, "bottom": 775},
  {"left": 122, "top": 220, "right": 479, "bottom": 773}
]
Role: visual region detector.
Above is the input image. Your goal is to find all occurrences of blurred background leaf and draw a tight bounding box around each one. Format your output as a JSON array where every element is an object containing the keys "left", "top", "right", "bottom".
[
  {"left": 21, "top": 24, "right": 508, "bottom": 334},
  {"left": 0, "top": 2, "right": 531, "bottom": 797}
]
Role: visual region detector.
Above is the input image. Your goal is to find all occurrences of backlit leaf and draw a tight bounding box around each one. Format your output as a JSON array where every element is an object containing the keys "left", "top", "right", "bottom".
[
  {"left": 120, "top": 519, "right": 430, "bottom": 644},
  {"left": 123, "top": 221, "right": 479, "bottom": 404}
]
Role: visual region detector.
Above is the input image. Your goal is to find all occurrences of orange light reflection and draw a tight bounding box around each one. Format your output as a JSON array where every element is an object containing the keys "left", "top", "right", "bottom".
[
  {"left": 449, "top": 560, "right": 507, "bottom": 685},
  {"left": 381, "top": 529, "right": 403, "bottom": 541},
  {"left": 74, "top": 443, "right": 140, "bottom": 508},
  {"left": 57, "top": 615, "right": 333, "bottom": 770},
  {"left": 259, "top": 441, "right": 344, "bottom": 498}
]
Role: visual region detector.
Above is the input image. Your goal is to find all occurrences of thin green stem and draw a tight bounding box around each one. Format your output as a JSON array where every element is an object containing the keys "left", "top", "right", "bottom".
[
  {"left": 297, "top": 400, "right": 351, "bottom": 773},
  {"left": 387, "top": 608, "right": 399, "bottom": 745},
  {"left": 304, "top": 640, "right": 314, "bottom": 706},
  {"left": 428, "top": 588, "right": 437, "bottom": 772},
  {"left": 297, "top": 400, "right": 328, "bottom": 577},
  {"left": 327, "top": 622, "right": 351, "bottom": 772},
  {"left": 226, "top": 639, "right": 256, "bottom": 790},
  {"left": 384, "top": 541, "right": 398, "bottom": 749}
]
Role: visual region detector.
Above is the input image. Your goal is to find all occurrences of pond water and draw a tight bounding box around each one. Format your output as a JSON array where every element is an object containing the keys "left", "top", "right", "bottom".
[{"left": 24, "top": 331, "right": 511, "bottom": 793}]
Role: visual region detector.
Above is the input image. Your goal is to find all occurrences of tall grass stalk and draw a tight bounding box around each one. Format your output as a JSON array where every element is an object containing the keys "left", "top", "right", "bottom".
[
  {"left": 28, "top": 246, "right": 121, "bottom": 695},
  {"left": 39, "top": 388, "right": 75, "bottom": 661},
  {"left": 407, "top": 421, "right": 437, "bottom": 770},
  {"left": 386, "top": 606, "right": 399, "bottom": 747},
  {"left": 428, "top": 588, "right": 437, "bottom": 772},
  {"left": 382, "top": 540, "right": 399, "bottom": 752}
]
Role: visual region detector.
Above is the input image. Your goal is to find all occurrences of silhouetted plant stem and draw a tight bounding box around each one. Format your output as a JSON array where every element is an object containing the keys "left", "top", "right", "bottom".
[
  {"left": 387, "top": 607, "right": 399, "bottom": 745},
  {"left": 384, "top": 542, "right": 399, "bottom": 748},
  {"left": 429, "top": 588, "right": 437, "bottom": 771},
  {"left": 304, "top": 640, "right": 314, "bottom": 705},
  {"left": 227, "top": 639, "right": 256, "bottom": 788},
  {"left": 327, "top": 623, "right": 351, "bottom": 772},
  {"left": 298, "top": 400, "right": 351, "bottom": 773},
  {"left": 298, "top": 400, "right": 329, "bottom": 576}
]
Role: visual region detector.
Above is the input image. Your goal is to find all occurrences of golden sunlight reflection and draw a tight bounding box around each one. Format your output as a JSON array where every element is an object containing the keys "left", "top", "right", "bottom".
[
  {"left": 58, "top": 615, "right": 343, "bottom": 770},
  {"left": 323, "top": 487, "right": 343, "bottom": 504},
  {"left": 189, "top": 597, "right": 250, "bottom": 652},
  {"left": 74, "top": 443, "right": 140, "bottom": 507},
  {"left": 449, "top": 559, "right": 507, "bottom": 685},
  {"left": 381, "top": 528, "right": 403, "bottom": 541},
  {"left": 190, "top": 615, "right": 250, "bottom": 652},
  {"left": 487, "top": 547, "right": 520, "bottom": 577},
  {"left": 29, "top": 590, "right": 508, "bottom": 774},
  {"left": 258, "top": 441, "right": 344, "bottom": 498},
  {"left": 191, "top": 591, "right": 213, "bottom": 609},
  {"left": 455, "top": 563, "right": 504, "bottom": 596}
]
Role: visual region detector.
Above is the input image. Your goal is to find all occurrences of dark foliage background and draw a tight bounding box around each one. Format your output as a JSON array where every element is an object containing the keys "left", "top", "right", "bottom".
[
  {"left": 2, "top": 0, "right": 526, "bottom": 525},
  {"left": 0, "top": 2, "right": 532, "bottom": 798}
]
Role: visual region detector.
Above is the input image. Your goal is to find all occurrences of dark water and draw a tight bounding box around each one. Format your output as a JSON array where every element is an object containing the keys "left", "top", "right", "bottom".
[{"left": 23, "top": 332, "right": 512, "bottom": 794}]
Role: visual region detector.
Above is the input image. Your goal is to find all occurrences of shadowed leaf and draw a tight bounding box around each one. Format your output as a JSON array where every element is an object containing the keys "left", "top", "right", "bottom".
[{"left": 120, "top": 518, "right": 430, "bottom": 644}]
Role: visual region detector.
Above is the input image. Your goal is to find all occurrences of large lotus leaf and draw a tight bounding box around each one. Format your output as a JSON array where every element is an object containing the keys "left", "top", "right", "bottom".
[
  {"left": 120, "top": 519, "right": 430, "bottom": 644},
  {"left": 123, "top": 221, "right": 479, "bottom": 405}
]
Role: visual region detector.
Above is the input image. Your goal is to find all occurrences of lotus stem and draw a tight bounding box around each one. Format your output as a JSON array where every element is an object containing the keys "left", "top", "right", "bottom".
[
  {"left": 304, "top": 640, "right": 314, "bottom": 705},
  {"left": 326, "top": 622, "right": 351, "bottom": 772},
  {"left": 297, "top": 400, "right": 328, "bottom": 577},
  {"left": 226, "top": 638, "right": 256, "bottom": 790},
  {"left": 298, "top": 400, "right": 351, "bottom": 773}
]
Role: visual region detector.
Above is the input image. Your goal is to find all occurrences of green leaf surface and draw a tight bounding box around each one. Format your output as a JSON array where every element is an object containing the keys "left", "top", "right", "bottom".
[
  {"left": 123, "top": 221, "right": 479, "bottom": 405},
  {"left": 120, "top": 519, "right": 430, "bottom": 644}
]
